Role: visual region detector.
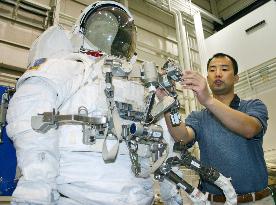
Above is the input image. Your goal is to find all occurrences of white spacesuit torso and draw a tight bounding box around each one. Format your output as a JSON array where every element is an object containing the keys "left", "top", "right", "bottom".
[
  {"left": 8, "top": 52, "right": 154, "bottom": 205},
  {"left": 55, "top": 56, "right": 145, "bottom": 154}
]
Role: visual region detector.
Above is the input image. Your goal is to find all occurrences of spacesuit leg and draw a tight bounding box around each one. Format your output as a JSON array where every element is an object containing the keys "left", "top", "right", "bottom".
[
  {"left": 6, "top": 78, "right": 59, "bottom": 204},
  {"left": 56, "top": 151, "right": 154, "bottom": 205}
]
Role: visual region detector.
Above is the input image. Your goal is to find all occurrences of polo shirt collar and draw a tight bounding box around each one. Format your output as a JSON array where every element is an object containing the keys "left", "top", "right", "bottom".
[{"left": 229, "top": 94, "right": 240, "bottom": 109}]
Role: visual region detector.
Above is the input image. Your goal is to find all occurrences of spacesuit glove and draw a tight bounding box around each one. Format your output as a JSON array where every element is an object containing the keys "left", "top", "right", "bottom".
[{"left": 11, "top": 179, "right": 59, "bottom": 205}]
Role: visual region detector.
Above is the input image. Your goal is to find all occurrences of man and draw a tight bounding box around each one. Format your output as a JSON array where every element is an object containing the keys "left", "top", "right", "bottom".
[
  {"left": 6, "top": 1, "right": 184, "bottom": 204},
  {"left": 157, "top": 53, "right": 274, "bottom": 204}
]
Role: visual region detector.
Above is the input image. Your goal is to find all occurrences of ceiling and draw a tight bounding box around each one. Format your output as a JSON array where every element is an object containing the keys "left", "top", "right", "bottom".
[{"left": 191, "top": 0, "right": 270, "bottom": 31}]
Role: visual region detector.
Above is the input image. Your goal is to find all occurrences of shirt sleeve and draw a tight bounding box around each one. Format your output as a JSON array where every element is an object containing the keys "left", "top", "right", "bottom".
[
  {"left": 245, "top": 99, "right": 268, "bottom": 137},
  {"left": 184, "top": 111, "right": 202, "bottom": 147}
]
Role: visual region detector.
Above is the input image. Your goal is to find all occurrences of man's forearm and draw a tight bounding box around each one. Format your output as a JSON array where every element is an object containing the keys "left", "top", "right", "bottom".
[
  {"left": 205, "top": 98, "right": 262, "bottom": 139},
  {"left": 164, "top": 112, "right": 192, "bottom": 143}
]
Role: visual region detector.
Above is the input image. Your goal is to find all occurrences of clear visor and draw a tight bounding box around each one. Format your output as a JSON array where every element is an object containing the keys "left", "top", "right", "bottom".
[{"left": 83, "top": 5, "right": 136, "bottom": 60}]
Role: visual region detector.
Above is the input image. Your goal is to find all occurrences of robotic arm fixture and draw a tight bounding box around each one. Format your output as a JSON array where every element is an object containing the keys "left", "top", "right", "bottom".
[
  {"left": 154, "top": 142, "right": 237, "bottom": 205},
  {"left": 120, "top": 59, "right": 184, "bottom": 176},
  {"left": 141, "top": 60, "right": 183, "bottom": 126}
]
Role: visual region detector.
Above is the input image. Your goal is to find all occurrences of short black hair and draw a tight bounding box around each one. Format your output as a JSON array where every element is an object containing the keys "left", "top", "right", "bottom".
[{"left": 207, "top": 53, "right": 238, "bottom": 75}]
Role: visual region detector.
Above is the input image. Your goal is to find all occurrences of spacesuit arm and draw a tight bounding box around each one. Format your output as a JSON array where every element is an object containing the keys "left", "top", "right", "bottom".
[{"left": 6, "top": 77, "right": 60, "bottom": 204}]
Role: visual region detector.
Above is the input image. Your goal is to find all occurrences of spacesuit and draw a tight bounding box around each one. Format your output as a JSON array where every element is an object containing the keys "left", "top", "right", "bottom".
[{"left": 6, "top": 1, "right": 182, "bottom": 205}]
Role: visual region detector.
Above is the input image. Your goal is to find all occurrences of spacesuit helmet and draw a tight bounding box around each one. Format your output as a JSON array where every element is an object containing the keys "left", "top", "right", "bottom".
[{"left": 71, "top": 1, "right": 136, "bottom": 60}]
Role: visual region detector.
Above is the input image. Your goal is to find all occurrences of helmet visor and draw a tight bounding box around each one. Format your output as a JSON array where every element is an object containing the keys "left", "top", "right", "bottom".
[{"left": 83, "top": 5, "right": 136, "bottom": 60}]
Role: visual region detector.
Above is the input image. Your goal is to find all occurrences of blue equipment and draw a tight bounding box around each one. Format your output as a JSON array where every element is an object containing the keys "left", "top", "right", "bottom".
[{"left": 0, "top": 85, "right": 17, "bottom": 196}]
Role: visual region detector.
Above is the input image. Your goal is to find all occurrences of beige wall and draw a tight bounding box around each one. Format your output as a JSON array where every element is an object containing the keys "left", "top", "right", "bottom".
[{"left": 255, "top": 87, "right": 276, "bottom": 152}]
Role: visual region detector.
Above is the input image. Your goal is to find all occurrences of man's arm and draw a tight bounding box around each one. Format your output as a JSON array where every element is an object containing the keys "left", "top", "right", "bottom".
[
  {"left": 204, "top": 98, "right": 262, "bottom": 139},
  {"left": 163, "top": 112, "right": 195, "bottom": 143}
]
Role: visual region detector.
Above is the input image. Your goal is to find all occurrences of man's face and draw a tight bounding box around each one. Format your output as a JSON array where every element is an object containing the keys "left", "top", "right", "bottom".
[{"left": 207, "top": 56, "right": 239, "bottom": 95}]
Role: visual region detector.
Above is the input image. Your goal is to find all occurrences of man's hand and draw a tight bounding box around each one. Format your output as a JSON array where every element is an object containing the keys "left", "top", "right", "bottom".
[{"left": 181, "top": 70, "right": 212, "bottom": 106}]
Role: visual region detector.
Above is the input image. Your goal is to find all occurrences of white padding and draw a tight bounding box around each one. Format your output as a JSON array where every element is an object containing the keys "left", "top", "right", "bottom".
[{"left": 214, "top": 174, "right": 237, "bottom": 205}]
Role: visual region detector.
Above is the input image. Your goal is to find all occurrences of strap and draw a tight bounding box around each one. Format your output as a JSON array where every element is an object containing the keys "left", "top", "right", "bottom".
[
  {"left": 102, "top": 105, "right": 122, "bottom": 163},
  {"left": 102, "top": 128, "right": 120, "bottom": 163},
  {"left": 102, "top": 58, "right": 122, "bottom": 163},
  {"left": 112, "top": 106, "right": 123, "bottom": 140}
]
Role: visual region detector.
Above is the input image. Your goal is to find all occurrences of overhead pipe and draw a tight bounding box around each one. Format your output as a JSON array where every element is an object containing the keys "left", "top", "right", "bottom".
[
  {"left": 173, "top": 0, "right": 223, "bottom": 25},
  {"left": 145, "top": 0, "right": 223, "bottom": 25},
  {"left": 175, "top": 9, "right": 190, "bottom": 70},
  {"left": 193, "top": 11, "right": 208, "bottom": 77},
  {"left": 51, "top": 0, "right": 61, "bottom": 26},
  {"left": 175, "top": 1, "right": 209, "bottom": 112},
  {"left": 175, "top": 8, "right": 195, "bottom": 113},
  {"left": 169, "top": 0, "right": 204, "bottom": 112},
  {"left": 170, "top": 9, "right": 185, "bottom": 69},
  {"left": 168, "top": 3, "right": 190, "bottom": 114}
]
